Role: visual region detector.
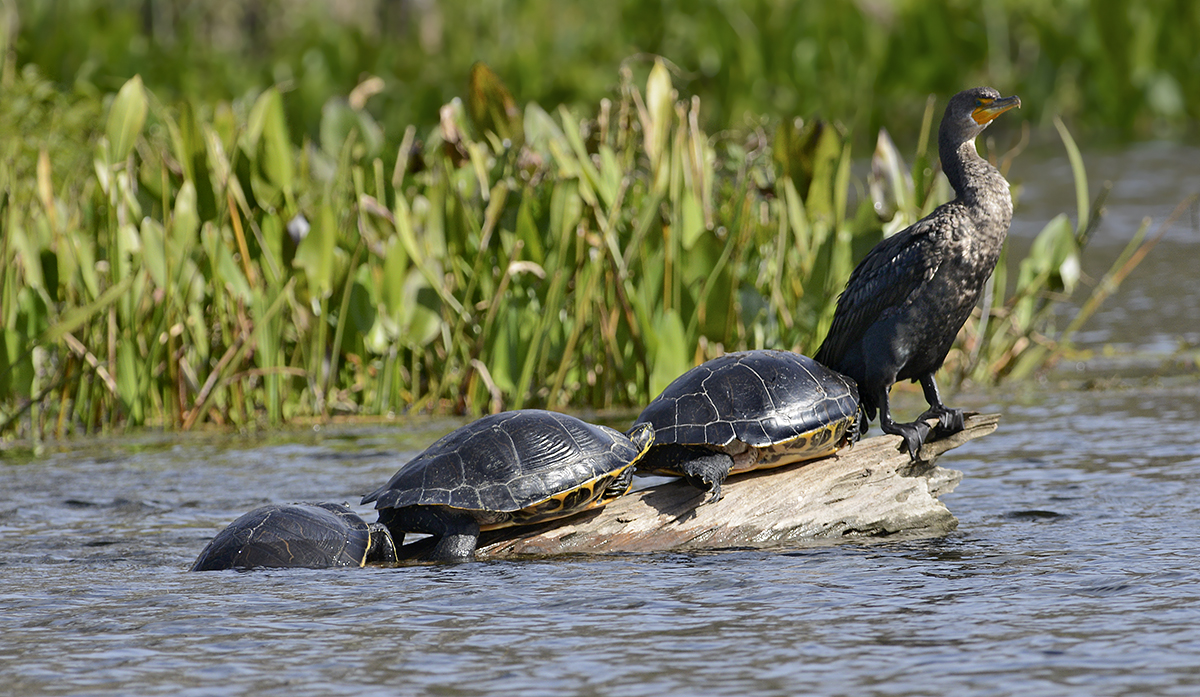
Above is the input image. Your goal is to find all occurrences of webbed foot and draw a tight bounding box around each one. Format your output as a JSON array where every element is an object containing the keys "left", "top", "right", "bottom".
[
  {"left": 919, "top": 405, "right": 966, "bottom": 435},
  {"left": 882, "top": 419, "right": 932, "bottom": 460}
]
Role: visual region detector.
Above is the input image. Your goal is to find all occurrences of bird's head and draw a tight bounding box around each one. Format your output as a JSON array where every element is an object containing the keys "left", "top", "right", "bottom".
[{"left": 941, "top": 86, "right": 1021, "bottom": 146}]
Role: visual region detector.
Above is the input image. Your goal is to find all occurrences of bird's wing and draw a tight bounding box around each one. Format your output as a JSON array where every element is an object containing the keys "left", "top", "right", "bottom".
[{"left": 814, "top": 212, "right": 949, "bottom": 366}]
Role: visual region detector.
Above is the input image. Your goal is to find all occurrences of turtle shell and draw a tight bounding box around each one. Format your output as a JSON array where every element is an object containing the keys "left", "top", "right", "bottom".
[
  {"left": 361, "top": 410, "right": 654, "bottom": 530},
  {"left": 633, "top": 350, "right": 859, "bottom": 473},
  {"left": 191, "top": 502, "right": 397, "bottom": 571}
]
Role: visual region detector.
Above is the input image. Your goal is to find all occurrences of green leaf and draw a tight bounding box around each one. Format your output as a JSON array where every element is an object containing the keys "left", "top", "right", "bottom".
[
  {"left": 644, "top": 59, "right": 674, "bottom": 171},
  {"left": 247, "top": 87, "right": 294, "bottom": 201},
  {"left": 516, "top": 194, "right": 545, "bottom": 266},
  {"left": 401, "top": 267, "right": 443, "bottom": 348},
  {"left": 116, "top": 339, "right": 142, "bottom": 422},
  {"left": 141, "top": 218, "right": 167, "bottom": 288},
  {"left": 680, "top": 188, "right": 705, "bottom": 250},
  {"left": 41, "top": 276, "right": 135, "bottom": 344},
  {"left": 320, "top": 99, "right": 384, "bottom": 159},
  {"left": 106, "top": 75, "right": 148, "bottom": 164},
  {"left": 1053, "top": 116, "right": 1088, "bottom": 236},
  {"left": 294, "top": 204, "right": 337, "bottom": 297},
  {"left": 172, "top": 180, "right": 200, "bottom": 253},
  {"left": 379, "top": 237, "right": 410, "bottom": 321},
  {"left": 1, "top": 328, "right": 34, "bottom": 398},
  {"left": 214, "top": 237, "right": 253, "bottom": 303},
  {"left": 650, "top": 309, "right": 689, "bottom": 398}
]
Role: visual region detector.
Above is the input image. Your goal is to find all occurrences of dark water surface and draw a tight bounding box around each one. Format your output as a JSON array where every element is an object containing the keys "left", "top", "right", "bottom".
[{"left": 3, "top": 145, "right": 1199, "bottom": 696}]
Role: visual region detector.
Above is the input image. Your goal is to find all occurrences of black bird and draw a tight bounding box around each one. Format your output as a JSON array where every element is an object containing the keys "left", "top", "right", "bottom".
[{"left": 813, "top": 87, "right": 1020, "bottom": 458}]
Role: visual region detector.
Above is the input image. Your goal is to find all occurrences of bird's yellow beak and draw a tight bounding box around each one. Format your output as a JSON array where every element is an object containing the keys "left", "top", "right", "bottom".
[{"left": 972, "top": 95, "right": 1021, "bottom": 125}]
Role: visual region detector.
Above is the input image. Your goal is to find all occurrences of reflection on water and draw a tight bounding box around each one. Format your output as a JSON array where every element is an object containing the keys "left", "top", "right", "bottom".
[{"left": 2, "top": 145, "right": 1198, "bottom": 697}]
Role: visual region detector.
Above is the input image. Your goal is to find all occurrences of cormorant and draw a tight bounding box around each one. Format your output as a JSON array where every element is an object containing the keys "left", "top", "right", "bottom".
[{"left": 813, "top": 86, "right": 1020, "bottom": 458}]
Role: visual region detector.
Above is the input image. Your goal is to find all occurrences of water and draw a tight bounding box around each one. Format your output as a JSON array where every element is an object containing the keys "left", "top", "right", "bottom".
[{"left": 3, "top": 144, "right": 1199, "bottom": 696}]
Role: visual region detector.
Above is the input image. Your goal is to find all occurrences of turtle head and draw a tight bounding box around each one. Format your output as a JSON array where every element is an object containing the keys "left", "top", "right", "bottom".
[{"left": 626, "top": 422, "right": 656, "bottom": 453}]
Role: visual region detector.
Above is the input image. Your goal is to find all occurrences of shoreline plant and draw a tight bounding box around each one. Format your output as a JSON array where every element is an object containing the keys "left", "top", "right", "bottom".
[{"left": 0, "top": 61, "right": 1160, "bottom": 441}]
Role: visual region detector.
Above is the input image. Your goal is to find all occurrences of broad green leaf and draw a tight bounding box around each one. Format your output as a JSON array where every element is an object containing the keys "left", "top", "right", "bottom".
[
  {"left": 549, "top": 179, "right": 582, "bottom": 253},
  {"left": 9, "top": 221, "right": 44, "bottom": 290},
  {"left": 247, "top": 87, "right": 294, "bottom": 199},
  {"left": 401, "top": 267, "right": 443, "bottom": 348},
  {"left": 680, "top": 188, "right": 705, "bottom": 250},
  {"left": 294, "top": 204, "right": 337, "bottom": 297},
  {"left": 523, "top": 103, "right": 566, "bottom": 157},
  {"left": 1, "top": 328, "right": 34, "bottom": 397},
  {"left": 106, "top": 75, "right": 147, "bottom": 164},
  {"left": 380, "top": 237, "right": 410, "bottom": 320},
  {"left": 259, "top": 213, "right": 284, "bottom": 285},
  {"left": 868, "top": 128, "right": 913, "bottom": 225},
  {"left": 556, "top": 106, "right": 601, "bottom": 207},
  {"left": 650, "top": 309, "right": 689, "bottom": 398},
  {"left": 141, "top": 218, "right": 167, "bottom": 288},
  {"left": 214, "top": 237, "right": 253, "bottom": 303},
  {"left": 115, "top": 222, "right": 141, "bottom": 283},
  {"left": 116, "top": 339, "right": 142, "bottom": 422},
  {"left": 172, "top": 180, "right": 200, "bottom": 253},
  {"left": 644, "top": 59, "right": 674, "bottom": 171}
]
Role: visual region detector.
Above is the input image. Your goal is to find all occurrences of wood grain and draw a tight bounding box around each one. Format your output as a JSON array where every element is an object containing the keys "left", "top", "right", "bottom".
[{"left": 475, "top": 413, "right": 999, "bottom": 558}]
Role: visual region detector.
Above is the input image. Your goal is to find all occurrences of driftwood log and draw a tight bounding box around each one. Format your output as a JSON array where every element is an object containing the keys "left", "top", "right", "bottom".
[{"left": 475, "top": 413, "right": 999, "bottom": 558}]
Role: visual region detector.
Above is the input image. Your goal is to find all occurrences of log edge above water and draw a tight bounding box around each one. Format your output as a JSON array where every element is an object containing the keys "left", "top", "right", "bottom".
[{"left": 476, "top": 413, "right": 1000, "bottom": 559}]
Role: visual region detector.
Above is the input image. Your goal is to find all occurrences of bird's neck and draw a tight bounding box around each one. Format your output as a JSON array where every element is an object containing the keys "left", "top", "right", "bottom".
[{"left": 941, "top": 138, "right": 1013, "bottom": 224}]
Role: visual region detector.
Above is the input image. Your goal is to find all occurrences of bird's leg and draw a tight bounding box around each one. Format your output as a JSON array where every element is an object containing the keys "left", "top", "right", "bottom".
[
  {"left": 876, "top": 387, "right": 931, "bottom": 459},
  {"left": 917, "top": 373, "right": 965, "bottom": 434}
]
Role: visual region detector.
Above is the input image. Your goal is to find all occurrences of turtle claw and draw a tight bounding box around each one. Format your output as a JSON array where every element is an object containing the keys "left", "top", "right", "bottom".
[
  {"left": 681, "top": 469, "right": 725, "bottom": 504},
  {"left": 679, "top": 452, "right": 731, "bottom": 504}
]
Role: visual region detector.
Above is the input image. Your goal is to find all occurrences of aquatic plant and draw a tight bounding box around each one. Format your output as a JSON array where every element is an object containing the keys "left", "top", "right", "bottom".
[
  {"left": 11, "top": 0, "right": 1198, "bottom": 141},
  {"left": 0, "top": 63, "right": 1155, "bottom": 439}
]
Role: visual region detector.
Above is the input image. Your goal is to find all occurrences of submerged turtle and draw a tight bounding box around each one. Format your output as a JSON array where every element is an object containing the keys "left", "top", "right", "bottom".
[
  {"left": 632, "top": 350, "right": 860, "bottom": 501},
  {"left": 191, "top": 502, "right": 398, "bottom": 571},
  {"left": 362, "top": 409, "right": 654, "bottom": 562}
]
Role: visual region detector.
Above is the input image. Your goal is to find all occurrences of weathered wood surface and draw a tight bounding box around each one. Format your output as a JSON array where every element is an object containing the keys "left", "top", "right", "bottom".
[{"left": 476, "top": 413, "right": 999, "bottom": 558}]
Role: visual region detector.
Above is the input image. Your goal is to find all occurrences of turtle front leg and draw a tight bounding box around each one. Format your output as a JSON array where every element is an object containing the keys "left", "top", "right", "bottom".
[
  {"left": 380, "top": 506, "right": 481, "bottom": 563},
  {"left": 683, "top": 451, "right": 735, "bottom": 503},
  {"left": 645, "top": 444, "right": 734, "bottom": 503}
]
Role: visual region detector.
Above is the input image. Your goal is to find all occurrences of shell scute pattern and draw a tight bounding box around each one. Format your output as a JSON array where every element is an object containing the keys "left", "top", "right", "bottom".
[
  {"left": 191, "top": 502, "right": 375, "bottom": 571},
  {"left": 363, "top": 410, "right": 649, "bottom": 524},
  {"left": 636, "top": 351, "right": 859, "bottom": 455}
]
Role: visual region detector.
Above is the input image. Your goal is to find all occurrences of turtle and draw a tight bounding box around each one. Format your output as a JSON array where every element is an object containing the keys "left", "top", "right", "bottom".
[
  {"left": 361, "top": 409, "right": 654, "bottom": 562},
  {"left": 191, "top": 502, "right": 398, "bottom": 571},
  {"left": 631, "top": 349, "right": 860, "bottom": 502}
]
